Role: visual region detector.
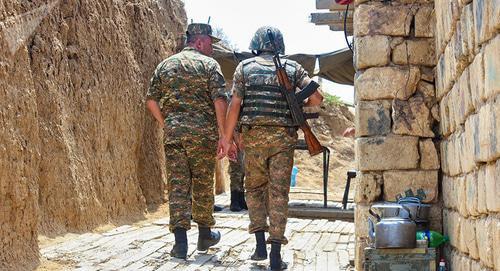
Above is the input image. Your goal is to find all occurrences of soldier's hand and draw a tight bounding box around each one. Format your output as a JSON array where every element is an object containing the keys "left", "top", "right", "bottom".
[
  {"left": 228, "top": 143, "right": 238, "bottom": 162},
  {"left": 217, "top": 137, "right": 231, "bottom": 160},
  {"left": 236, "top": 133, "right": 244, "bottom": 151},
  {"left": 342, "top": 127, "right": 355, "bottom": 137},
  {"left": 233, "top": 132, "right": 240, "bottom": 148}
]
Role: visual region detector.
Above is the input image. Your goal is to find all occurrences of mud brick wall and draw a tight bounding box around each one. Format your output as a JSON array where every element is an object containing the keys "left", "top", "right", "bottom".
[
  {"left": 0, "top": 1, "right": 186, "bottom": 269},
  {"left": 351, "top": 0, "right": 441, "bottom": 269},
  {"left": 434, "top": 0, "right": 499, "bottom": 269}
]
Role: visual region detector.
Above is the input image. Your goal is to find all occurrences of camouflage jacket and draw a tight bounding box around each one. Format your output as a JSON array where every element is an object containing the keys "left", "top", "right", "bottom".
[
  {"left": 147, "top": 47, "right": 227, "bottom": 140},
  {"left": 231, "top": 53, "right": 311, "bottom": 126}
]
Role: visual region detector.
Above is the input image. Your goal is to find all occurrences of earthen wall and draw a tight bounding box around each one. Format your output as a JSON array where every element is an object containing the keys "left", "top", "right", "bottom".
[{"left": 0, "top": 1, "right": 186, "bottom": 269}]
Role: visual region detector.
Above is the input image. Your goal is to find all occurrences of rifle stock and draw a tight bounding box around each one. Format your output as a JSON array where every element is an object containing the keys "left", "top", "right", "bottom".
[{"left": 301, "top": 123, "right": 324, "bottom": 156}]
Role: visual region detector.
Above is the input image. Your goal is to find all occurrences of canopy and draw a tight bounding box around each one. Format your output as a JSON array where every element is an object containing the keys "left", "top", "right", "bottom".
[
  {"left": 317, "top": 48, "right": 355, "bottom": 86},
  {"left": 212, "top": 44, "right": 354, "bottom": 86}
]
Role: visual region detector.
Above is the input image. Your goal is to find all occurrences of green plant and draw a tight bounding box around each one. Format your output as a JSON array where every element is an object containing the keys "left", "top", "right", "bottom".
[{"left": 323, "top": 93, "right": 342, "bottom": 106}]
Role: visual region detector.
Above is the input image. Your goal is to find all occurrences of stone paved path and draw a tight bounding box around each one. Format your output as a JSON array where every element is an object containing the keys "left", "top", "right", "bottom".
[{"left": 41, "top": 195, "right": 355, "bottom": 270}]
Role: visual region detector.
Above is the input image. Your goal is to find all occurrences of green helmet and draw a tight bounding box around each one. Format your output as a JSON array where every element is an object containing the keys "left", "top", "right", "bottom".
[{"left": 249, "top": 26, "right": 285, "bottom": 55}]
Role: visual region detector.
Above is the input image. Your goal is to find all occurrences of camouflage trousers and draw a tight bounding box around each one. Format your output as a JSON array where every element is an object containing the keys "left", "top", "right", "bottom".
[
  {"left": 229, "top": 149, "right": 245, "bottom": 192},
  {"left": 242, "top": 126, "right": 297, "bottom": 245},
  {"left": 164, "top": 135, "right": 216, "bottom": 232}
]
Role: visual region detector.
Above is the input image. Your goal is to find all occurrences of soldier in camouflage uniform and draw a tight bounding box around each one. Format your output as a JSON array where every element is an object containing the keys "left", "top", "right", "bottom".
[
  {"left": 228, "top": 140, "right": 244, "bottom": 191},
  {"left": 228, "top": 131, "right": 248, "bottom": 212},
  {"left": 218, "top": 26, "right": 323, "bottom": 270},
  {"left": 146, "top": 23, "right": 228, "bottom": 260},
  {"left": 227, "top": 93, "right": 248, "bottom": 211}
]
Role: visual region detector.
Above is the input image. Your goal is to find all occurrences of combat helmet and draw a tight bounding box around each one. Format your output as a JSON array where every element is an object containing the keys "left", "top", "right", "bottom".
[{"left": 249, "top": 26, "right": 285, "bottom": 55}]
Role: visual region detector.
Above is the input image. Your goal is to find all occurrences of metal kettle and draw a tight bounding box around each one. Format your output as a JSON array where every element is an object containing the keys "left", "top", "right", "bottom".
[{"left": 368, "top": 204, "right": 416, "bottom": 248}]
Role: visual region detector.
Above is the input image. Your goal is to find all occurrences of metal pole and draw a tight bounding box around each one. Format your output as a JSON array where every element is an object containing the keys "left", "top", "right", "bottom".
[
  {"left": 342, "top": 170, "right": 357, "bottom": 209},
  {"left": 323, "top": 147, "right": 330, "bottom": 208}
]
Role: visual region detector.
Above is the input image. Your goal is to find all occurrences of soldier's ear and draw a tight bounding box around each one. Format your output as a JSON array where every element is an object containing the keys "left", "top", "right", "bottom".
[{"left": 194, "top": 39, "right": 205, "bottom": 51}]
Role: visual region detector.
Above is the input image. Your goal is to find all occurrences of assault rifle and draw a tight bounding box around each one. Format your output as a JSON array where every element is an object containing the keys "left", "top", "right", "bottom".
[{"left": 267, "top": 29, "right": 323, "bottom": 156}]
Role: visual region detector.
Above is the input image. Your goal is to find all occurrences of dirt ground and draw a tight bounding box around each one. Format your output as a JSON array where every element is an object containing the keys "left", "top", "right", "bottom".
[{"left": 294, "top": 103, "right": 356, "bottom": 200}]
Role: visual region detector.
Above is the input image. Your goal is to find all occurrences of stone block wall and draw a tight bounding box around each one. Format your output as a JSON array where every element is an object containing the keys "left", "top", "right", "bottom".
[
  {"left": 435, "top": 0, "right": 499, "bottom": 269},
  {"left": 352, "top": 0, "right": 441, "bottom": 269}
]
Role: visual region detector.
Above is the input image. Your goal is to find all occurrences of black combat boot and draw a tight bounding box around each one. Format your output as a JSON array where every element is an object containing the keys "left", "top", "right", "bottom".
[
  {"left": 214, "top": 205, "right": 224, "bottom": 212},
  {"left": 197, "top": 227, "right": 221, "bottom": 251},
  {"left": 230, "top": 191, "right": 243, "bottom": 212},
  {"left": 239, "top": 191, "right": 248, "bottom": 210},
  {"left": 170, "top": 228, "right": 188, "bottom": 259},
  {"left": 250, "top": 231, "right": 267, "bottom": 261},
  {"left": 269, "top": 242, "right": 288, "bottom": 270}
]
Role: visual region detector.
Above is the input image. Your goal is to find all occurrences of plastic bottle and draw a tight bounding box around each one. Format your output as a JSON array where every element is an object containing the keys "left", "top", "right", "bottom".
[
  {"left": 290, "top": 166, "right": 298, "bottom": 187},
  {"left": 438, "top": 259, "right": 446, "bottom": 271},
  {"left": 416, "top": 230, "right": 449, "bottom": 248}
]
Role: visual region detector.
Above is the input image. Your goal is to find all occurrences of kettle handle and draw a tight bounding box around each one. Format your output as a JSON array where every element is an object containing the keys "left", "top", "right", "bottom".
[
  {"left": 398, "top": 197, "right": 422, "bottom": 216},
  {"left": 398, "top": 196, "right": 422, "bottom": 205},
  {"left": 399, "top": 205, "right": 413, "bottom": 220},
  {"left": 368, "top": 208, "right": 381, "bottom": 222},
  {"left": 370, "top": 204, "right": 413, "bottom": 220}
]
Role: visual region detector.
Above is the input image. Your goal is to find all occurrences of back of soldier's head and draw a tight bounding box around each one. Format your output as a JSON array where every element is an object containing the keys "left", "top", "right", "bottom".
[
  {"left": 185, "top": 23, "right": 220, "bottom": 45},
  {"left": 249, "top": 26, "right": 285, "bottom": 55}
]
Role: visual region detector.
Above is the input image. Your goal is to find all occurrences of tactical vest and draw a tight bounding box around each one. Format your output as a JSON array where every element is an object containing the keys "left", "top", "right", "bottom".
[{"left": 239, "top": 58, "right": 297, "bottom": 127}]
